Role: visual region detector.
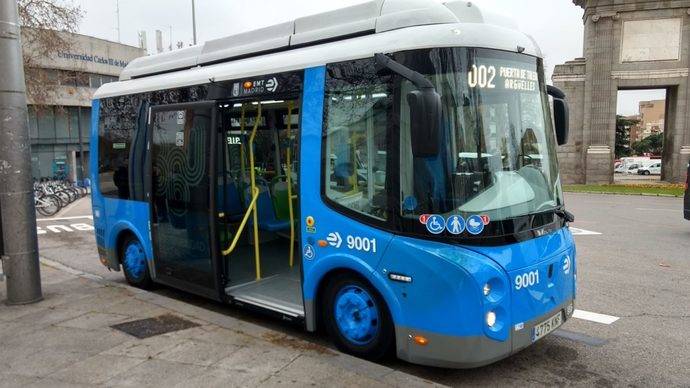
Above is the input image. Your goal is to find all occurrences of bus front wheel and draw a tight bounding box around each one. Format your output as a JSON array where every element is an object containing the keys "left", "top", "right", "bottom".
[
  {"left": 120, "top": 235, "right": 153, "bottom": 289},
  {"left": 322, "top": 274, "right": 394, "bottom": 360}
]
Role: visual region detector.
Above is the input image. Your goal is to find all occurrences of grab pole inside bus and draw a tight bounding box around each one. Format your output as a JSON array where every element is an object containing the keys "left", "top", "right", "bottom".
[
  {"left": 249, "top": 103, "right": 262, "bottom": 280},
  {"left": 222, "top": 103, "right": 263, "bottom": 281},
  {"left": 286, "top": 101, "right": 296, "bottom": 268}
]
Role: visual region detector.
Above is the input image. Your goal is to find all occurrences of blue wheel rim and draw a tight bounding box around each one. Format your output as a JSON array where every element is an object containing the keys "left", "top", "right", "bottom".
[
  {"left": 334, "top": 285, "right": 379, "bottom": 345},
  {"left": 123, "top": 241, "right": 146, "bottom": 281}
]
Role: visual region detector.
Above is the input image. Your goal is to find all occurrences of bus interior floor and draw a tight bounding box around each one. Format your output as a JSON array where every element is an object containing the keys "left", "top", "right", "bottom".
[{"left": 225, "top": 238, "right": 304, "bottom": 317}]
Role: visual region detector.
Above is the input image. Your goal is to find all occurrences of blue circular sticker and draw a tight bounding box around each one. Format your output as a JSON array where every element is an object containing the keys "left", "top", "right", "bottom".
[
  {"left": 466, "top": 215, "right": 485, "bottom": 235},
  {"left": 425, "top": 215, "right": 446, "bottom": 235},
  {"left": 445, "top": 215, "right": 466, "bottom": 235}
]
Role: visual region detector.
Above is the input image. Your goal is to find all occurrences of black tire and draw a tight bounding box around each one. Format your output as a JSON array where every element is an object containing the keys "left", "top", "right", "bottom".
[
  {"left": 55, "top": 191, "right": 71, "bottom": 207},
  {"left": 643, "top": 170, "right": 651, "bottom": 176},
  {"left": 36, "top": 195, "right": 61, "bottom": 216},
  {"left": 322, "top": 273, "right": 394, "bottom": 361},
  {"left": 65, "top": 188, "right": 78, "bottom": 202},
  {"left": 119, "top": 235, "right": 154, "bottom": 289}
]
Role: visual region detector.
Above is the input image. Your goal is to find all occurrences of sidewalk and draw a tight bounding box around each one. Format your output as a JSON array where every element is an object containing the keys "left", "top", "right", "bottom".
[{"left": 0, "top": 262, "right": 439, "bottom": 387}]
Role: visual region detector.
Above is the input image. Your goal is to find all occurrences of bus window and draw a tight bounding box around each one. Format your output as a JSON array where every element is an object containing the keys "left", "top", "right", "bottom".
[
  {"left": 97, "top": 96, "right": 147, "bottom": 200},
  {"left": 98, "top": 97, "right": 137, "bottom": 199},
  {"left": 323, "top": 60, "right": 391, "bottom": 221}
]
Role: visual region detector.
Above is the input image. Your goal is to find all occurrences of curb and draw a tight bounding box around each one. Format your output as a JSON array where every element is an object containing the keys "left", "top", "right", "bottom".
[
  {"left": 39, "top": 257, "right": 444, "bottom": 387},
  {"left": 563, "top": 190, "right": 681, "bottom": 198}
]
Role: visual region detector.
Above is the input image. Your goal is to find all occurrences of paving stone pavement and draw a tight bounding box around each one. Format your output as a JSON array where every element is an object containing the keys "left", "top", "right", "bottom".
[{"left": 0, "top": 263, "right": 442, "bottom": 387}]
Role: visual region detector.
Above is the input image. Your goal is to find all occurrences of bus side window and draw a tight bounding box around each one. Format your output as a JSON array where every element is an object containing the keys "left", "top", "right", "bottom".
[
  {"left": 323, "top": 59, "right": 391, "bottom": 221},
  {"left": 98, "top": 95, "right": 139, "bottom": 200}
]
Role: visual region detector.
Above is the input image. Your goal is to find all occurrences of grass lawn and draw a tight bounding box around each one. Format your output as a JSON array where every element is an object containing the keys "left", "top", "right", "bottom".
[{"left": 563, "top": 184, "right": 686, "bottom": 197}]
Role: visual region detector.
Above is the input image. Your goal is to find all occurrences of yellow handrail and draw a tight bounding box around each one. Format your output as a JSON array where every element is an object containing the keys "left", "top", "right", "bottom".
[
  {"left": 222, "top": 103, "right": 263, "bottom": 281},
  {"left": 221, "top": 186, "right": 260, "bottom": 256},
  {"left": 248, "top": 103, "right": 262, "bottom": 280},
  {"left": 239, "top": 106, "right": 246, "bottom": 195},
  {"left": 286, "top": 101, "right": 295, "bottom": 268}
]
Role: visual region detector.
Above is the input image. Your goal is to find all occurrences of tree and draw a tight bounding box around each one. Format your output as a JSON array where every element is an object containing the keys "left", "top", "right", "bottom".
[
  {"left": 615, "top": 115, "right": 637, "bottom": 158},
  {"left": 632, "top": 133, "right": 664, "bottom": 156},
  {"left": 18, "top": 0, "right": 83, "bottom": 108}
]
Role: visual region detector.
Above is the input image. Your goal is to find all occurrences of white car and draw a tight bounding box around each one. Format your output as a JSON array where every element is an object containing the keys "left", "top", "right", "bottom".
[
  {"left": 614, "top": 164, "right": 627, "bottom": 174},
  {"left": 624, "top": 164, "right": 641, "bottom": 174},
  {"left": 638, "top": 162, "right": 661, "bottom": 175}
]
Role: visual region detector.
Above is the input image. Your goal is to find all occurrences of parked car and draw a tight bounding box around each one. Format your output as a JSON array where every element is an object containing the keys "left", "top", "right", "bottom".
[
  {"left": 624, "top": 163, "right": 641, "bottom": 174},
  {"left": 683, "top": 163, "right": 690, "bottom": 220},
  {"left": 614, "top": 164, "right": 627, "bottom": 174},
  {"left": 637, "top": 162, "right": 662, "bottom": 175}
]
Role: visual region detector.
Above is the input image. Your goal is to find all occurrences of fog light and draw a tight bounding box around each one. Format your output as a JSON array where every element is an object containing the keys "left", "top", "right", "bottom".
[
  {"left": 483, "top": 283, "right": 491, "bottom": 296},
  {"left": 486, "top": 311, "right": 497, "bottom": 327}
]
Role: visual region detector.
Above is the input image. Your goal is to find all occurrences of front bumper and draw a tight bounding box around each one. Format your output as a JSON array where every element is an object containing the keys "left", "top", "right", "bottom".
[{"left": 395, "top": 300, "right": 574, "bottom": 369}]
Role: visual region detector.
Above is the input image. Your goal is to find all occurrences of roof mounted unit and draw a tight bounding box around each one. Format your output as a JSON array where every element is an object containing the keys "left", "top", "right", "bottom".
[
  {"left": 119, "top": 0, "right": 515, "bottom": 81},
  {"left": 292, "top": 1, "right": 382, "bottom": 46},
  {"left": 199, "top": 21, "right": 293, "bottom": 65}
]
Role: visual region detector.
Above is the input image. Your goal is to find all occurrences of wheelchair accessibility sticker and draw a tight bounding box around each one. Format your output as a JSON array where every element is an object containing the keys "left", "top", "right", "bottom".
[
  {"left": 303, "top": 244, "right": 315, "bottom": 260},
  {"left": 425, "top": 215, "right": 446, "bottom": 235}
]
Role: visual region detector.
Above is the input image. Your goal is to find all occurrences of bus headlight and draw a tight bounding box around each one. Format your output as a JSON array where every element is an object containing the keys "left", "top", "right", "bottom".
[
  {"left": 486, "top": 311, "right": 497, "bottom": 327},
  {"left": 483, "top": 283, "right": 491, "bottom": 296}
]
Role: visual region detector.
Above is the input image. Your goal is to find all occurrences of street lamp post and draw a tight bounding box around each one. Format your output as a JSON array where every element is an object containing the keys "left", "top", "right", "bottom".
[
  {"left": 0, "top": 0, "right": 43, "bottom": 304},
  {"left": 192, "top": 0, "right": 197, "bottom": 45}
]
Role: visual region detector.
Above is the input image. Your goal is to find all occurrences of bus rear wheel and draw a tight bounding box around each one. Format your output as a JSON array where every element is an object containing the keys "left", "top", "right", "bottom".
[
  {"left": 322, "top": 274, "right": 394, "bottom": 361},
  {"left": 120, "top": 236, "right": 153, "bottom": 289}
]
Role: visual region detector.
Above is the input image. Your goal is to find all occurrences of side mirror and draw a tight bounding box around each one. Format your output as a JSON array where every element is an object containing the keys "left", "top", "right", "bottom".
[
  {"left": 407, "top": 89, "right": 441, "bottom": 157},
  {"left": 547, "top": 85, "right": 569, "bottom": 146}
]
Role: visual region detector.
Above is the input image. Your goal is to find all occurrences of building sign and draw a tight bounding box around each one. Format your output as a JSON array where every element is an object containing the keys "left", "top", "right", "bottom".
[{"left": 57, "top": 52, "right": 131, "bottom": 68}]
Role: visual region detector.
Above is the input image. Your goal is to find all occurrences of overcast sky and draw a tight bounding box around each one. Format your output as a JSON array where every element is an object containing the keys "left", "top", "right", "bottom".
[{"left": 74, "top": 0, "right": 660, "bottom": 115}]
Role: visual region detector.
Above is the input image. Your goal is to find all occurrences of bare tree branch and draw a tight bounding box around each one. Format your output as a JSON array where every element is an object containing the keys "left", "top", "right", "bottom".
[{"left": 18, "top": 0, "right": 84, "bottom": 109}]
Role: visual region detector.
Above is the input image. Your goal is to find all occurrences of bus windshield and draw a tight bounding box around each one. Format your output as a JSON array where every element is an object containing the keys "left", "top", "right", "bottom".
[{"left": 398, "top": 48, "right": 563, "bottom": 224}]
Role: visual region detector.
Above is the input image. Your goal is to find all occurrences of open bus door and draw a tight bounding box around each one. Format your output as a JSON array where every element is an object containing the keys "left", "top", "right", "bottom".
[
  {"left": 148, "top": 101, "right": 223, "bottom": 299},
  {"left": 216, "top": 97, "right": 304, "bottom": 319}
]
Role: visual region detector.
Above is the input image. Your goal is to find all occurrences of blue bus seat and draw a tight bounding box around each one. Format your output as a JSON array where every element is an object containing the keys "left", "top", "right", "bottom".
[
  {"left": 217, "top": 180, "right": 243, "bottom": 221},
  {"left": 245, "top": 178, "right": 290, "bottom": 232}
]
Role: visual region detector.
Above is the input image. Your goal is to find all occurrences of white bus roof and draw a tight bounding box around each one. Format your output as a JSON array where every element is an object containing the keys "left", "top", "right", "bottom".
[{"left": 95, "top": 0, "right": 540, "bottom": 99}]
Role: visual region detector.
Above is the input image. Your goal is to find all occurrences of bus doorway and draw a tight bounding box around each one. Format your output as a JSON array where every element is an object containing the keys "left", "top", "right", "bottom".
[{"left": 216, "top": 98, "right": 303, "bottom": 318}]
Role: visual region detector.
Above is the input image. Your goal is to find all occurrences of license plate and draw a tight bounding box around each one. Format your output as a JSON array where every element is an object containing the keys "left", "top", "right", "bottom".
[{"left": 532, "top": 311, "right": 563, "bottom": 342}]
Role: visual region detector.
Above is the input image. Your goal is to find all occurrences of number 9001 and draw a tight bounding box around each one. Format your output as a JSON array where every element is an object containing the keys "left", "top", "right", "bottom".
[{"left": 514, "top": 270, "right": 540, "bottom": 290}]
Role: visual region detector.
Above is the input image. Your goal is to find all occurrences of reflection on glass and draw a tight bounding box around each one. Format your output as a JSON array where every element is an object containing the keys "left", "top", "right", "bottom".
[{"left": 399, "top": 48, "right": 563, "bottom": 222}]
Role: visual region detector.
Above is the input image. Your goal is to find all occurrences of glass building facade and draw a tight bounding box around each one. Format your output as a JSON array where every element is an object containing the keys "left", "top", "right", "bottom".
[
  {"left": 27, "top": 70, "right": 119, "bottom": 180},
  {"left": 22, "top": 28, "right": 145, "bottom": 182}
]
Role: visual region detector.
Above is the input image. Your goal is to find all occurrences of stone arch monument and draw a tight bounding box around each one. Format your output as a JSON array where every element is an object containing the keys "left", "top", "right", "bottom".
[{"left": 554, "top": 0, "right": 690, "bottom": 184}]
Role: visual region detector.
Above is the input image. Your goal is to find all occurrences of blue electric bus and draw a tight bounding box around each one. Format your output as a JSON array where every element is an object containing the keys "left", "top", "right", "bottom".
[{"left": 90, "top": 0, "right": 577, "bottom": 368}]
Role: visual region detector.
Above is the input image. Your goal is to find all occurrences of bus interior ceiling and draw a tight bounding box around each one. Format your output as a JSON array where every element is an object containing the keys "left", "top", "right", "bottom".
[{"left": 216, "top": 99, "right": 304, "bottom": 317}]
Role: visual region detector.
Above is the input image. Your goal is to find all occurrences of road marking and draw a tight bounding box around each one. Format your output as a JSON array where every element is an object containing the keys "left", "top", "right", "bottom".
[
  {"left": 573, "top": 309, "right": 619, "bottom": 325},
  {"left": 36, "top": 215, "right": 93, "bottom": 222},
  {"left": 569, "top": 227, "right": 602, "bottom": 236},
  {"left": 635, "top": 208, "right": 678, "bottom": 212},
  {"left": 37, "top": 223, "right": 95, "bottom": 235}
]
